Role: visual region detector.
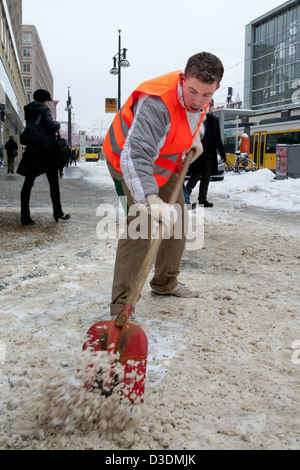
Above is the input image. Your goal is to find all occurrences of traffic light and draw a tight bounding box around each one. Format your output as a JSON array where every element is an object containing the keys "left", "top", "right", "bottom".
[{"left": 227, "top": 87, "right": 233, "bottom": 104}]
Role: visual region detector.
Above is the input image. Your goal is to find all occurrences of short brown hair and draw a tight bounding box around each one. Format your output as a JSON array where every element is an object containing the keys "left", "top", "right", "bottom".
[{"left": 185, "top": 52, "right": 224, "bottom": 84}]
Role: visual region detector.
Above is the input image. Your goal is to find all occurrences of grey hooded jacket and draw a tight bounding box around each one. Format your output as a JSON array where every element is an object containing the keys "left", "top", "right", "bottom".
[{"left": 119, "top": 89, "right": 203, "bottom": 205}]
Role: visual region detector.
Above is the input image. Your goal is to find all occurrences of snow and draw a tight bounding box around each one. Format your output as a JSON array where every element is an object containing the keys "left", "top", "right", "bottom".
[
  {"left": 207, "top": 168, "right": 300, "bottom": 212},
  {"left": 83, "top": 160, "right": 300, "bottom": 213},
  {"left": 0, "top": 161, "right": 299, "bottom": 450}
]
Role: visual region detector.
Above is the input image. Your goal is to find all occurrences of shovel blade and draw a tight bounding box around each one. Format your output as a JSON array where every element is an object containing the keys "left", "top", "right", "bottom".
[{"left": 83, "top": 320, "right": 148, "bottom": 403}]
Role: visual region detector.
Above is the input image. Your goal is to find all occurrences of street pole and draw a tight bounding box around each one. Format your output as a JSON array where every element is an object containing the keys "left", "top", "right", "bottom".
[
  {"left": 67, "top": 87, "right": 72, "bottom": 147},
  {"left": 118, "top": 30, "right": 121, "bottom": 111},
  {"left": 109, "top": 30, "right": 130, "bottom": 112}
]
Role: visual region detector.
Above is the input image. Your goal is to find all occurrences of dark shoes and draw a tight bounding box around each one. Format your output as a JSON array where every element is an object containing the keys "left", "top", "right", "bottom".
[
  {"left": 21, "top": 218, "right": 36, "bottom": 226},
  {"left": 21, "top": 214, "right": 71, "bottom": 224},
  {"left": 54, "top": 213, "right": 71, "bottom": 223},
  {"left": 187, "top": 202, "right": 197, "bottom": 211},
  {"left": 199, "top": 200, "right": 214, "bottom": 208}
]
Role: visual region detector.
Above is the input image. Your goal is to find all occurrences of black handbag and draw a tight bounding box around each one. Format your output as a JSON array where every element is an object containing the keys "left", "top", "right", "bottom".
[
  {"left": 20, "top": 113, "right": 53, "bottom": 152},
  {"left": 55, "top": 133, "right": 71, "bottom": 169}
]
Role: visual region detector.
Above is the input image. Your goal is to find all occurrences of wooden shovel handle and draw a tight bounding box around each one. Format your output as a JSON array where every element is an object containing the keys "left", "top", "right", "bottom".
[{"left": 116, "top": 150, "right": 195, "bottom": 325}]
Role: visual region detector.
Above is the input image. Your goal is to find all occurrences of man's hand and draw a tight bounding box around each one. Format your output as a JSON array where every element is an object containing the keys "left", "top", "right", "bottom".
[{"left": 140, "top": 194, "right": 178, "bottom": 229}]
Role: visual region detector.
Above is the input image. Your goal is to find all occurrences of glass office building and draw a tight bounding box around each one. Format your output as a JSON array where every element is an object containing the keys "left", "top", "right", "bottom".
[{"left": 244, "top": 0, "right": 300, "bottom": 111}]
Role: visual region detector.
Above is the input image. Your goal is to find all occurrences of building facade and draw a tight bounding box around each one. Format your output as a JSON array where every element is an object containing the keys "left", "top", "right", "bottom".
[
  {"left": 0, "top": 0, "right": 27, "bottom": 157},
  {"left": 22, "top": 24, "right": 54, "bottom": 104},
  {"left": 6, "top": 0, "right": 22, "bottom": 59},
  {"left": 244, "top": 0, "right": 300, "bottom": 113}
]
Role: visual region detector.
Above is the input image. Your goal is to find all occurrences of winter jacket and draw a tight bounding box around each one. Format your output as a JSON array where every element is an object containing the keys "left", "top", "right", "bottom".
[
  {"left": 189, "top": 113, "right": 226, "bottom": 176},
  {"left": 103, "top": 71, "right": 207, "bottom": 204},
  {"left": 24, "top": 101, "right": 60, "bottom": 149},
  {"left": 17, "top": 101, "right": 60, "bottom": 177},
  {"left": 5, "top": 138, "right": 18, "bottom": 156}
]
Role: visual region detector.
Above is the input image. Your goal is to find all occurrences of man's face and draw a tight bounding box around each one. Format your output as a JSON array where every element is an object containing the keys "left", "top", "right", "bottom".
[{"left": 180, "top": 73, "right": 219, "bottom": 113}]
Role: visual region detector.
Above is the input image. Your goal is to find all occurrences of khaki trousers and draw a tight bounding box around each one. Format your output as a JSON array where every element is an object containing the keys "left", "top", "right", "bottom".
[{"left": 107, "top": 160, "right": 188, "bottom": 316}]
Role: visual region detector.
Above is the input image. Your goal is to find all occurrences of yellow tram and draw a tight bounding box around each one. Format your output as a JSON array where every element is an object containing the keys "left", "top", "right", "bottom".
[
  {"left": 224, "top": 119, "right": 300, "bottom": 171},
  {"left": 85, "top": 146, "right": 103, "bottom": 162}
]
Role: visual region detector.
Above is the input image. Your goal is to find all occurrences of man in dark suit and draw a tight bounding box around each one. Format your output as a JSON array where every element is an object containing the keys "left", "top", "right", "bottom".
[{"left": 186, "top": 99, "right": 226, "bottom": 207}]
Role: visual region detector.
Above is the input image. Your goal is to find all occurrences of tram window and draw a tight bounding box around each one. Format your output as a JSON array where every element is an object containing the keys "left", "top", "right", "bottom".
[
  {"left": 266, "top": 131, "right": 300, "bottom": 153},
  {"left": 224, "top": 137, "right": 236, "bottom": 154},
  {"left": 293, "top": 131, "right": 300, "bottom": 144},
  {"left": 249, "top": 135, "right": 254, "bottom": 153},
  {"left": 260, "top": 134, "right": 265, "bottom": 166},
  {"left": 280, "top": 132, "right": 300, "bottom": 145},
  {"left": 86, "top": 148, "right": 93, "bottom": 154},
  {"left": 281, "top": 133, "right": 294, "bottom": 145},
  {"left": 266, "top": 134, "right": 279, "bottom": 153}
]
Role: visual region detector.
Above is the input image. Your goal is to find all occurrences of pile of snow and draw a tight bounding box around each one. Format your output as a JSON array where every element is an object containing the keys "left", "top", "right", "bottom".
[{"left": 208, "top": 168, "right": 300, "bottom": 212}]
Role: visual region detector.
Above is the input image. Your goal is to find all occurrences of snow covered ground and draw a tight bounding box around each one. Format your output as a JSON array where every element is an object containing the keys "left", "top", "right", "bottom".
[
  {"left": 207, "top": 167, "right": 300, "bottom": 213},
  {"left": 0, "top": 162, "right": 299, "bottom": 450},
  {"left": 82, "top": 160, "right": 300, "bottom": 212}
]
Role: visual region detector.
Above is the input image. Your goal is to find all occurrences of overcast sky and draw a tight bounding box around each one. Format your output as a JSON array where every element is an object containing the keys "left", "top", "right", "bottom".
[{"left": 22, "top": 0, "right": 285, "bottom": 135}]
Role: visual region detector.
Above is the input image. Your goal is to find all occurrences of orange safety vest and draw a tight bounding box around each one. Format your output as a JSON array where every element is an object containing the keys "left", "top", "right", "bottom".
[{"left": 103, "top": 70, "right": 209, "bottom": 187}]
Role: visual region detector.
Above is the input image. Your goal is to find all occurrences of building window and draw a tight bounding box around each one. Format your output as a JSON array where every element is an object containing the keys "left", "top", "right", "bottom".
[
  {"left": 24, "top": 78, "right": 31, "bottom": 87},
  {"left": 23, "top": 48, "right": 31, "bottom": 58},
  {"left": 23, "top": 63, "right": 30, "bottom": 73},
  {"left": 252, "top": 4, "right": 300, "bottom": 110},
  {"left": 23, "top": 32, "right": 32, "bottom": 43}
]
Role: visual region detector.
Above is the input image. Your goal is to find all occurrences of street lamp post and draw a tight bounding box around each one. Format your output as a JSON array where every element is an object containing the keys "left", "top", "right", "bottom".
[
  {"left": 65, "top": 87, "right": 73, "bottom": 147},
  {"left": 109, "top": 30, "right": 130, "bottom": 111}
]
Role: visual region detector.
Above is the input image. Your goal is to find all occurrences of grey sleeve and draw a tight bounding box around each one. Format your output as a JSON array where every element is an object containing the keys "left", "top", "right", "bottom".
[{"left": 120, "top": 95, "right": 171, "bottom": 204}]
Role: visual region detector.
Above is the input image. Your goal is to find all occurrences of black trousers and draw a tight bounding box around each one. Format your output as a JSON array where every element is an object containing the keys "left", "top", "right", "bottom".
[
  {"left": 21, "top": 169, "right": 63, "bottom": 220},
  {"left": 186, "top": 154, "right": 212, "bottom": 202},
  {"left": 7, "top": 155, "right": 15, "bottom": 173}
]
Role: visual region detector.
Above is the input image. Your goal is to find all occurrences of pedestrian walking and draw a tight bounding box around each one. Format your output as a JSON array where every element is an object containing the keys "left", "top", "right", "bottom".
[
  {"left": 70, "top": 148, "right": 76, "bottom": 166},
  {"left": 17, "top": 89, "right": 71, "bottom": 226},
  {"left": 186, "top": 98, "right": 226, "bottom": 207},
  {"left": 4, "top": 136, "right": 18, "bottom": 173},
  {"left": 103, "top": 52, "right": 224, "bottom": 317}
]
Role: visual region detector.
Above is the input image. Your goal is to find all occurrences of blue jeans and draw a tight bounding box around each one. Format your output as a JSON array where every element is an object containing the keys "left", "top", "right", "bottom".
[{"left": 182, "top": 183, "right": 190, "bottom": 204}]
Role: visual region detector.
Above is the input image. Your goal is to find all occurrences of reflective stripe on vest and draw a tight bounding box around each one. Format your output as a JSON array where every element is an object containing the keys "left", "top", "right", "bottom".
[{"left": 103, "top": 71, "right": 207, "bottom": 186}]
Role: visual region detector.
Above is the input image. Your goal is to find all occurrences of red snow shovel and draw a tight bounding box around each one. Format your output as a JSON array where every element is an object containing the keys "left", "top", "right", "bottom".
[{"left": 83, "top": 150, "right": 195, "bottom": 403}]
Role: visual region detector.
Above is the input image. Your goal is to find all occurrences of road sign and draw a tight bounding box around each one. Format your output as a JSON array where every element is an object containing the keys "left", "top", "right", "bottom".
[{"left": 105, "top": 98, "right": 117, "bottom": 113}]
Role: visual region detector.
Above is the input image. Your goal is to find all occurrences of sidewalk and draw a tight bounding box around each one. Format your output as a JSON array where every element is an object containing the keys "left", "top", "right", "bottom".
[{"left": 0, "top": 164, "right": 114, "bottom": 226}]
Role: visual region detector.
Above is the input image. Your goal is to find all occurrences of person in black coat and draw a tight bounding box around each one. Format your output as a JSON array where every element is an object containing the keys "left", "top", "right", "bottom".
[
  {"left": 18, "top": 89, "right": 70, "bottom": 226},
  {"left": 4, "top": 136, "right": 18, "bottom": 173},
  {"left": 186, "top": 99, "right": 226, "bottom": 207}
]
